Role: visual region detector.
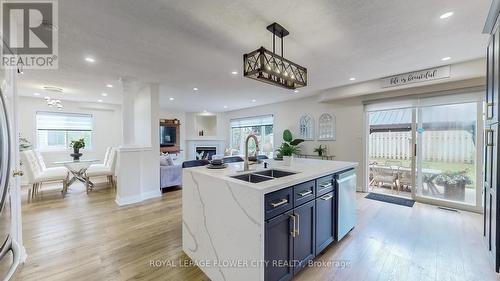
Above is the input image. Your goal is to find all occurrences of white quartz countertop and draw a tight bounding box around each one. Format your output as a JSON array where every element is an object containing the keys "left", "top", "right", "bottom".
[{"left": 185, "top": 158, "right": 358, "bottom": 194}]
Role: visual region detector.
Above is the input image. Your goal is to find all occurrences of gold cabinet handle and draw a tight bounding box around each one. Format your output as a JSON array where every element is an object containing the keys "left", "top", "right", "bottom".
[
  {"left": 289, "top": 214, "right": 297, "bottom": 237},
  {"left": 298, "top": 190, "right": 312, "bottom": 197},
  {"left": 321, "top": 194, "right": 333, "bottom": 200},
  {"left": 271, "top": 198, "right": 288, "bottom": 208},
  {"left": 295, "top": 213, "right": 300, "bottom": 236},
  {"left": 12, "top": 170, "right": 24, "bottom": 177}
]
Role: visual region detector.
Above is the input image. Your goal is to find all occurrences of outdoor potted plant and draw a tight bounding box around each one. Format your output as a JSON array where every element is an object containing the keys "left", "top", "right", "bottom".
[
  {"left": 276, "top": 129, "right": 304, "bottom": 166},
  {"left": 435, "top": 170, "right": 472, "bottom": 201},
  {"left": 314, "top": 144, "right": 326, "bottom": 157},
  {"left": 70, "top": 138, "right": 85, "bottom": 160}
]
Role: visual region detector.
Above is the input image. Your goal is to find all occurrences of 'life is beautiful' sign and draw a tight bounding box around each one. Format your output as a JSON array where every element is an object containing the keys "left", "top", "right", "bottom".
[{"left": 380, "top": 65, "right": 451, "bottom": 88}]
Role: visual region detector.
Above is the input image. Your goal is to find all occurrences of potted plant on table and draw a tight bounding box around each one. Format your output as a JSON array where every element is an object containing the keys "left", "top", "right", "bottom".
[
  {"left": 314, "top": 145, "right": 326, "bottom": 157},
  {"left": 70, "top": 138, "right": 86, "bottom": 160},
  {"left": 276, "top": 129, "right": 304, "bottom": 166}
]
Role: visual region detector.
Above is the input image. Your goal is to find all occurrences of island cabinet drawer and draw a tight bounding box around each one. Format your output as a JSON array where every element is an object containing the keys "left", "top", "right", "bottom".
[
  {"left": 316, "top": 175, "right": 334, "bottom": 196},
  {"left": 265, "top": 187, "right": 294, "bottom": 220},
  {"left": 293, "top": 180, "right": 315, "bottom": 207}
]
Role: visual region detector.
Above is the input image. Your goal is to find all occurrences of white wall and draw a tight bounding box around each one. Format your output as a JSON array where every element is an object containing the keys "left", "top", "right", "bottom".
[
  {"left": 18, "top": 96, "right": 122, "bottom": 167},
  {"left": 222, "top": 95, "right": 365, "bottom": 189},
  {"left": 185, "top": 112, "right": 226, "bottom": 139}
]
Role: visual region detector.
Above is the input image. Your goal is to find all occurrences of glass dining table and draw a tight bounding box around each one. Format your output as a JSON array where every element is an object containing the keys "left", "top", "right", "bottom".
[{"left": 53, "top": 159, "right": 99, "bottom": 194}]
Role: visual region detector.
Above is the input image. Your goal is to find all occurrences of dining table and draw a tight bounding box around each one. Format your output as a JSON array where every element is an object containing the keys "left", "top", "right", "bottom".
[{"left": 54, "top": 159, "right": 99, "bottom": 194}]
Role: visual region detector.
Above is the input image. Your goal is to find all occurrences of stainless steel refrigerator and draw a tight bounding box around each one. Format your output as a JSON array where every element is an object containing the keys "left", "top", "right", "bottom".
[{"left": 0, "top": 91, "right": 20, "bottom": 280}]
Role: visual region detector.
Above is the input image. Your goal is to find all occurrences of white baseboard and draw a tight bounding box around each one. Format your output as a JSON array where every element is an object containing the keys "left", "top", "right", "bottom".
[
  {"left": 115, "top": 190, "right": 162, "bottom": 206},
  {"left": 115, "top": 194, "right": 143, "bottom": 206},
  {"left": 141, "top": 190, "right": 162, "bottom": 201}
]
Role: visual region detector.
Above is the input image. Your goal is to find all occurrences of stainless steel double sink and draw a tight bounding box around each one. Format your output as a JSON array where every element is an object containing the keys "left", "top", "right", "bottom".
[{"left": 230, "top": 169, "right": 297, "bottom": 183}]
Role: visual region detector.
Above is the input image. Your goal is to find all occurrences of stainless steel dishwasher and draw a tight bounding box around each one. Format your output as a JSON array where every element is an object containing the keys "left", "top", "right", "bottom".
[{"left": 336, "top": 169, "right": 357, "bottom": 241}]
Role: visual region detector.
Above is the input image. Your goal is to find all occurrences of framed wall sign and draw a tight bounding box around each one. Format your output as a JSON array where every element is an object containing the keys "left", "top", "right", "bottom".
[{"left": 380, "top": 65, "right": 451, "bottom": 88}]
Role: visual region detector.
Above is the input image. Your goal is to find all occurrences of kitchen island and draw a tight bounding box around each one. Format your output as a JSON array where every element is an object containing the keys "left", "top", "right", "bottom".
[{"left": 182, "top": 158, "right": 358, "bottom": 281}]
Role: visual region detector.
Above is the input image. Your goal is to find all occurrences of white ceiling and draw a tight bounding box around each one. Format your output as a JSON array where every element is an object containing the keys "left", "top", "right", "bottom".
[{"left": 16, "top": 0, "right": 491, "bottom": 112}]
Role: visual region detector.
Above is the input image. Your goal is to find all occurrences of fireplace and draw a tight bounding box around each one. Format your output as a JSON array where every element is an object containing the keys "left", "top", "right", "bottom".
[{"left": 195, "top": 146, "right": 217, "bottom": 160}]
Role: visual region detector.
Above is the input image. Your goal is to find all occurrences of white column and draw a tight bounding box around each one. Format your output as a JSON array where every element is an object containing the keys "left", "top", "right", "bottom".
[
  {"left": 115, "top": 81, "right": 161, "bottom": 205},
  {"left": 120, "top": 77, "right": 139, "bottom": 147}
]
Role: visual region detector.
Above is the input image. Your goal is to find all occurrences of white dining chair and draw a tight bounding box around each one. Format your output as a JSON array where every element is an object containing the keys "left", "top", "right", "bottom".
[
  {"left": 22, "top": 150, "right": 69, "bottom": 202},
  {"left": 85, "top": 147, "right": 117, "bottom": 192}
]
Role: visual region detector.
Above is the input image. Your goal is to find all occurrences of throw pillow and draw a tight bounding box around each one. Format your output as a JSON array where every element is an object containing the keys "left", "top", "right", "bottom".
[
  {"left": 166, "top": 154, "right": 174, "bottom": 166},
  {"left": 160, "top": 156, "right": 169, "bottom": 166}
]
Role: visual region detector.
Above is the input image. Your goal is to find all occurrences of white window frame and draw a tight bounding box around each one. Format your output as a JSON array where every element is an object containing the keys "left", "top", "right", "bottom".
[
  {"left": 229, "top": 114, "right": 274, "bottom": 155},
  {"left": 35, "top": 111, "right": 94, "bottom": 152}
]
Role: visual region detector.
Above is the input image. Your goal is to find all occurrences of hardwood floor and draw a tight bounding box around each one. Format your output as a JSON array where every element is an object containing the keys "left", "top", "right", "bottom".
[{"left": 14, "top": 181, "right": 497, "bottom": 281}]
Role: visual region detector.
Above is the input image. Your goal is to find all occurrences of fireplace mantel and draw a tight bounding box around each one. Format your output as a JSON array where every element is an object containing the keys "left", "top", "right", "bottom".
[{"left": 186, "top": 139, "right": 226, "bottom": 160}]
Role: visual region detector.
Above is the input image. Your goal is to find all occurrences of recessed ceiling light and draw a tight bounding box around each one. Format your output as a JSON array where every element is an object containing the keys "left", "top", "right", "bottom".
[
  {"left": 193, "top": 87, "right": 199, "bottom": 91},
  {"left": 101, "top": 93, "right": 108, "bottom": 97},
  {"left": 440, "top": 12, "right": 453, "bottom": 19},
  {"left": 252, "top": 99, "right": 256, "bottom": 103},
  {"left": 169, "top": 97, "right": 174, "bottom": 101},
  {"left": 106, "top": 84, "right": 113, "bottom": 88},
  {"left": 85, "top": 57, "right": 96, "bottom": 63},
  {"left": 231, "top": 71, "right": 238, "bottom": 75},
  {"left": 43, "top": 86, "right": 63, "bottom": 93},
  {"left": 349, "top": 77, "right": 356, "bottom": 81},
  {"left": 441, "top": 57, "right": 451, "bottom": 61},
  {"left": 203, "top": 110, "right": 207, "bottom": 113},
  {"left": 294, "top": 90, "right": 299, "bottom": 93},
  {"left": 33, "top": 92, "right": 40, "bottom": 96},
  {"left": 223, "top": 105, "right": 228, "bottom": 109},
  {"left": 97, "top": 99, "right": 103, "bottom": 103}
]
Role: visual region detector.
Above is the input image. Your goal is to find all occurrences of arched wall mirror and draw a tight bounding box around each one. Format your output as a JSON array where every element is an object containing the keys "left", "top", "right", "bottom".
[
  {"left": 299, "top": 114, "right": 314, "bottom": 140},
  {"left": 318, "top": 113, "right": 336, "bottom": 140}
]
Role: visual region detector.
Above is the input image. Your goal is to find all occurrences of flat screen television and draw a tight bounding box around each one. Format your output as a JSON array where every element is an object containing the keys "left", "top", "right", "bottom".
[{"left": 160, "top": 126, "right": 177, "bottom": 147}]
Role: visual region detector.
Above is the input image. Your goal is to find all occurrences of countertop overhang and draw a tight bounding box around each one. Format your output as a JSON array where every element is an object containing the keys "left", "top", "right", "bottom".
[{"left": 184, "top": 158, "right": 358, "bottom": 194}]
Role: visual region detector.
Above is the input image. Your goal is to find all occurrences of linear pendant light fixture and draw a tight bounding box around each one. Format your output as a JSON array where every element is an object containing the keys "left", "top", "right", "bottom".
[{"left": 243, "top": 22, "right": 307, "bottom": 90}]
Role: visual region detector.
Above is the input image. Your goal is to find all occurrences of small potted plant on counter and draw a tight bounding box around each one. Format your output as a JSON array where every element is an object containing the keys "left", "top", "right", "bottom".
[
  {"left": 276, "top": 129, "right": 304, "bottom": 166},
  {"left": 314, "top": 144, "right": 326, "bottom": 157},
  {"left": 70, "top": 138, "right": 85, "bottom": 160}
]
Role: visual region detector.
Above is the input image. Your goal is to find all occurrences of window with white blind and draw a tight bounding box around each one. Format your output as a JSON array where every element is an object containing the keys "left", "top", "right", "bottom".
[
  {"left": 36, "top": 112, "right": 93, "bottom": 150},
  {"left": 230, "top": 115, "right": 274, "bottom": 156}
]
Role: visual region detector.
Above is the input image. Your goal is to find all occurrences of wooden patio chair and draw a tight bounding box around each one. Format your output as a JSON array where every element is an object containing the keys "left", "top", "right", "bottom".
[{"left": 369, "top": 164, "right": 398, "bottom": 192}]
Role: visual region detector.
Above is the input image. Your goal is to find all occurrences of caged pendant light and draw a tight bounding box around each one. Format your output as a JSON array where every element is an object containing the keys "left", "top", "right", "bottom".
[{"left": 243, "top": 22, "right": 307, "bottom": 90}]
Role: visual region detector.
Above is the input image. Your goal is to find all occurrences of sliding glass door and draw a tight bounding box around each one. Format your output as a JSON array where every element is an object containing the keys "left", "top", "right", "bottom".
[
  {"left": 366, "top": 97, "right": 482, "bottom": 210},
  {"left": 368, "top": 108, "right": 414, "bottom": 198},
  {"left": 415, "top": 103, "right": 478, "bottom": 205}
]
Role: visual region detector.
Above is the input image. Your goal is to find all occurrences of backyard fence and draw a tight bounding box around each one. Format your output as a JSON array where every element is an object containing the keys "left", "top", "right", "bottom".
[{"left": 369, "top": 131, "right": 475, "bottom": 163}]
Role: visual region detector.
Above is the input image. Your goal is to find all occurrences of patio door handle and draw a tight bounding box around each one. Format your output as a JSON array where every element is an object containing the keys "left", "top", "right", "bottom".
[
  {"left": 486, "top": 129, "right": 494, "bottom": 147},
  {"left": 413, "top": 143, "right": 417, "bottom": 157},
  {"left": 486, "top": 102, "right": 494, "bottom": 120}
]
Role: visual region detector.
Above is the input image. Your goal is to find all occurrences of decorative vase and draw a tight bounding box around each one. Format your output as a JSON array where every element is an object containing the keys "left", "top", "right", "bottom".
[
  {"left": 71, "top": 147, "right": 82, "bottom": 161},
  {"left": 283, "top": 155, "right": 293, "bottom": 166}
]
